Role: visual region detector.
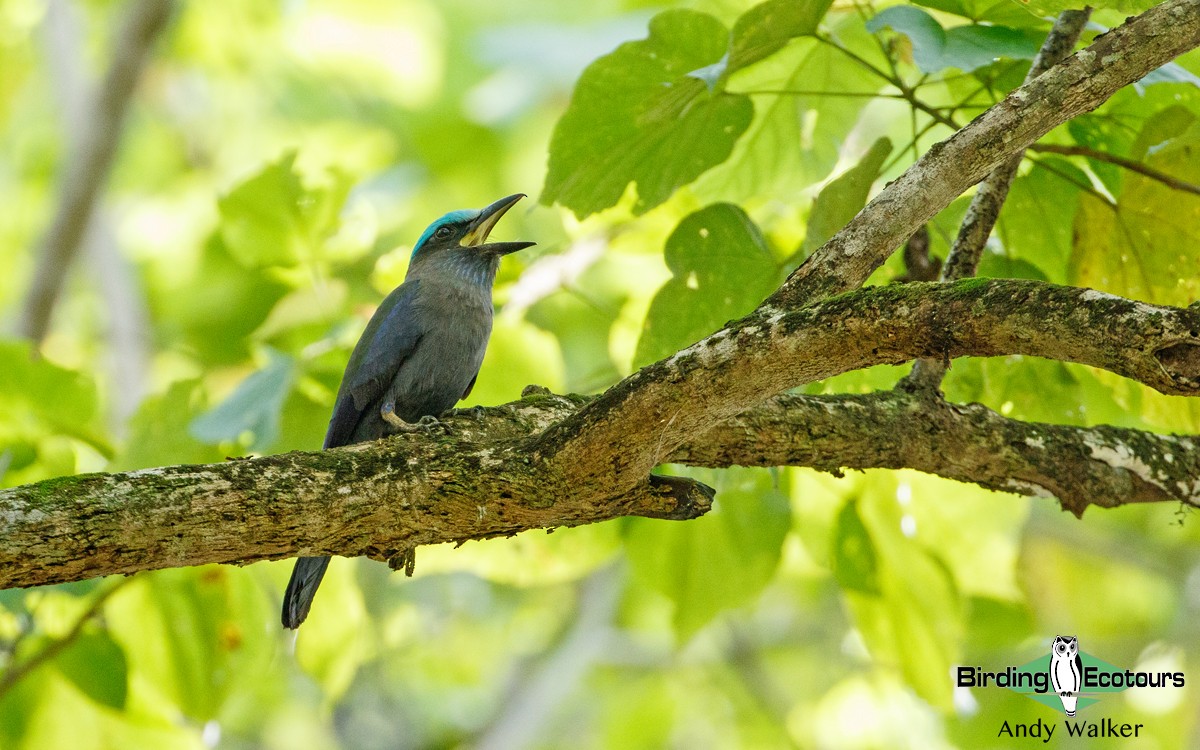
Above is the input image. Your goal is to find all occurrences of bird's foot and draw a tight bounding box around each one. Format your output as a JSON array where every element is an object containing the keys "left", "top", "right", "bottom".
[
  {"left": 450, "top": 405, "right": 487, "bottom": 421},
  {"left": 381, "top": 402, "right": 407, "bottom": 429},
  {"left": 381, "top": 403, "right": 440, "bottom": 432},
  {"left": 414, "top": 415, "right": 440, "bottom": 430}
]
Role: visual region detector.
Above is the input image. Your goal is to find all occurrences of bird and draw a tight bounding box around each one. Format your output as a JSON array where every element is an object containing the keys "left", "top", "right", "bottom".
[
  {"left": 282, "top": 193, "right": 535, "bottom": 629},
  {"left": 1050, "top": 635, "right": 1082, "bottom": 716}
]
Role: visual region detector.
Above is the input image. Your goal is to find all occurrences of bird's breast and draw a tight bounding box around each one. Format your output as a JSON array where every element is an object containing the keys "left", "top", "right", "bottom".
[{"left": 388, "top": 281, "right": 494, "bottom": 421}]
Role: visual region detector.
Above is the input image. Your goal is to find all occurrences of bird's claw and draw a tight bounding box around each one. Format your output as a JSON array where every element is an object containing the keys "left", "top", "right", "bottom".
[
  {"left": 451, "top": 405, "right": 487, "bottom": 421},
  {"left": 381, "top": 404, "right": 440, "bottom": 433}
]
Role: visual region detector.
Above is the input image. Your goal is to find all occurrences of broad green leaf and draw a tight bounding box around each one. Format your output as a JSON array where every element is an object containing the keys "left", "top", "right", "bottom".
[
  {"left": 105, "top": 567, "right": 275, "bottom": 721},
  {"left": 251, "top": 278, "right": 348, "bottom": 345},
  {"left": 832, "top": 500, "right": 881, "bottom": 594},
  {"left": 218, "top": 151, "right": 353, "bottom": 269},
  {"left": 0, "top": 340, "right": 110, "bottom": 478},
  {"left": 799, "top": 137, "right": 892, "bottom": 258},
  {"left": 867, "top": 8, "right": 1037, "bottom": 73},
  {"left": 1140, "top": 61, "right": 1200, "bottom": 90},
  {"left": 696, "top": 23, "right": 882, "bottom": 201},
  {"left": 944, "top": 357, "right": 1130, "bottom": 427},
  {"left": 218, "top": 151, "right": 307, "bottom": 268},
  {"left": 1021, "top": 537, "right": 1175, "bottom": 637},
  {"left": 942, "top": 24, "right": 1039, "bottom": 71},
  {"left": 1070, "top": 122, "right": 1200, "bottom": 307},
  {"left": 294, "top": 558, "right": 373, "bottom": 702},
  {"left": 153, "top": 234, "right": 291, "bottom": 365},
  {"left": 1013, "top": 0, "right": 1157, "bottom": 17},
  {"left": 623, "top": 467, "right": 792, "bottom": 639},
  {"left": 913, "top": 0, "right": 1041, "bottom": 26},
  {"left": 115, "top": 380, "right": 225, "bottom": 471},
  {"left": 866, "top": 7, "right": 946, "bottom": 72},
  {"left": 1069, "top": 95, "right": 1200, "bottom": 197},
  {"left": 893, "top": 471, "right": 1028, "bottom": 602},
  {"left": 542, "top": 10, "right": 754, "bottom": 217},
  {"left": 995, "top": 158, "right": 1085, "bottom": 284},
  {"left": 634, "top": 204, "right": 778, "bottom": 367},
  {"left": 726, "top": 0, "right": 833, "bottom": 72},
  {"left": 189, "top": 349, "right": 296, "bottom": 452},
  {"left": 54, "top": 632, "right": 128, "bottom": 710},
  {"left": 844, "top": 486, "right": 964, "bottom": 708},
  {"left": 975, "top": 251, "right": 1050, "bottom": 281}
]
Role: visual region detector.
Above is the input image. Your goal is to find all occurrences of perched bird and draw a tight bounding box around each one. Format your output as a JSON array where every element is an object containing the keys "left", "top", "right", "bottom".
[{"left": 282, "top": 193, "right": 535, "bottom": 629}]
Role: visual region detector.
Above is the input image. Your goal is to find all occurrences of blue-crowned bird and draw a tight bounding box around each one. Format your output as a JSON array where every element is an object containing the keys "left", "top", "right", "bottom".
[{"left": 282, "top": 193, "right": 534, "bottom": 629}]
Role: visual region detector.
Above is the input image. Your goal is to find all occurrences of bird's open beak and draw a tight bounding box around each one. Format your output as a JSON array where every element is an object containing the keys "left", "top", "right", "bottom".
[{"left": 462, "top": 193, "right": 536, "bottom": 256}]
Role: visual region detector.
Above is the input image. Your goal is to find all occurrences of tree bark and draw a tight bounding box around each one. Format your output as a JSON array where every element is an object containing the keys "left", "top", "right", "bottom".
[
  {"left": 1, "top": 280, "right": 1197, "bottom": 590},
  {"left": 3, "top": 0, "right": 1199, "bottom": 593}
]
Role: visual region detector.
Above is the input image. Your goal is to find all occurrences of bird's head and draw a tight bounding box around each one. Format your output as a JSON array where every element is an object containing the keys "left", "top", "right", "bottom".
[{"left": 410, "top": 194, "right": 535, "bottom": 274}]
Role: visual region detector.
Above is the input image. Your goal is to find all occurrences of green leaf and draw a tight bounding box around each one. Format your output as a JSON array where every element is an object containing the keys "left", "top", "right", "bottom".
[
  {"left": 542, "top": 10, "right": 754, "bottom": 217},
  {"left": 912, "top": 0, "right": 1040, "bottom": 26},
  {"left": 1014, "top": 0, "right": 1157, "bottom": 17},
  {"left": 293, "top": 558, "right": 373, "bottom": 702},
  {"left": 116, "top": 381, "right": 225, "bottom": 471},
  {"left": 1140, "top": 61, "right": 1200, "bottom": 90},
  {"left": 944, "top": 357, "right": 1129, "bottom": 427},
  {"left": 866, "top": 7, "right": 946, "bottom": 72},
  {"left": 218, "top": 151, "right": 307, "bottom": 267},
  {"left": 1069, "top": 120, "right": 1200, "bottom": 307},
  {"left": 105, "top": 567, "right": 275, "bottom": 721},
  {"left": 55, "top": 632, "right": 128, "bottom": 710},
  {"left": 832, "top": 500, "right": 881, "bottom": 594},
  {"left": 800, "top": 137, "right": 892, "bottom": 258},
  {"left": 995, "top": 158, "right": 1085, "bottom": 284},
  {"left": 623, "top": 467, "right": 792, "bottom": 640},
  {"left": 0, "top": 340, "right": 110, "bottom": 470},
  {"left": 844, "top": 485, "right": 964, "bottom": 709},
  {"left": 726, "top": 0, "right": 833, "bottom": 72},
  {"left": 189, "top": 349, "right": 296, "bottom": 452},
  {"left": 941, "top": 24, "right": 1039, "bottom": 72},
  {"left": 696, "top": 23, "right": 882, "bottom": 201},
  {"left": 634, "top": 204, "right": 778, "bottom": 367},
  {"left": 217, "top": 151, "right": 353, "bottom": 269},
  {"left": 153, "top": 234, "right": 291, "bottom": 365},
  {"left": 867, "top": 8, "right": 1037, "bottom": 73}
]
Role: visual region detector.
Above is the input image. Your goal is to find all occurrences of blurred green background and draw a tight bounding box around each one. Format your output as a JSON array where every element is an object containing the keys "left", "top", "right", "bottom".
[{"left": 1, "top": 0, "right": 1199, "bottom": 747}]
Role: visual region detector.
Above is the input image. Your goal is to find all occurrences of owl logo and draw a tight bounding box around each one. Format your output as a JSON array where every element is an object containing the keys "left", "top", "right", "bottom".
[{"left": 1050, "top": 635, "right": 1082, "bottom": 716}]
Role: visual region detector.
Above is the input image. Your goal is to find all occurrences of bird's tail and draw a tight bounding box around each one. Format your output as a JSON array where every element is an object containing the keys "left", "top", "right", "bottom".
[{"left": 282, "top": 556, "right": 330, "bottom": 629}]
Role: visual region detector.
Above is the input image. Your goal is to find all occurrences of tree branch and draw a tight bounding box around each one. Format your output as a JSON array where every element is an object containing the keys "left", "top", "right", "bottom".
[
  {"left": 771, "top": 0, "right": 1200, "bottom": 310},
  {"left": 677, "top": 390, "right": 1200, "bottom": 517},
  {"left": 19, "top": 0, "right": 172, "bottom": 343},
  {"left": 1, "top": 280, "right": 1196, "bottom": 589},
  {"left": 1028, "top": 143, "right": 1200, "bottom": 196},
  {"left": 907, "top": 8, "right": 1092, "bottom": 389},
  {"left": 533, "top": 0, "right": 1200, "bottom": 500},
  {"left": 538, "top": 277, "right": 1200, "bottom": 495}
]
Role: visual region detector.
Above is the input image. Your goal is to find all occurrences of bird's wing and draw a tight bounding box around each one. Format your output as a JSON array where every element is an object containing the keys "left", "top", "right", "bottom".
[
  {"left": 461, "top": 372, "right": 478, "bottom": 400},
  {"left": 323, "top": 280, "right": 424, "bottom": 448}
]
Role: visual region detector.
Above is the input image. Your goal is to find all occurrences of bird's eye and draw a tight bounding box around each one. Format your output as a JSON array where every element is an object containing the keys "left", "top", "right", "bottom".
[{"left": 435, "top": 226, "right": 454, "bottom": 239}]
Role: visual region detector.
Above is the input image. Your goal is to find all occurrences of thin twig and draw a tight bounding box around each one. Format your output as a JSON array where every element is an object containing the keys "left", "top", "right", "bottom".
[
  {"left": 740, "top": 89, "right": 904, "bottom": 99},
  {"left": 0, "top": 578, "right": 130, "bottom": 700},
  {"left": 1029, "top": 143, "right": 1200, "bottom": 197},
  {"left": 1026, "top": 155, "right": 1117, "bottom": 208},
  {"left": 19, "top": 0, "right": 172, "bottom": 343},
  {"left": 904, "top": 8, "right": 1092, "bottom": 391}
]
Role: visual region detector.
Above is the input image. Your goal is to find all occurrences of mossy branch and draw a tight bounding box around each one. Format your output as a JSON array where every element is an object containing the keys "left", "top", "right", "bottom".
[{"left": 1, "top": 280, "right": 1197, "bottom": 589}]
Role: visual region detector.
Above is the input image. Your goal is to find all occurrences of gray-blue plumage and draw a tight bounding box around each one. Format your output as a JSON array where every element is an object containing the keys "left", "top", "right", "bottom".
[{"left": 283, "top": 194, "right": 533, "bottom": 629}]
